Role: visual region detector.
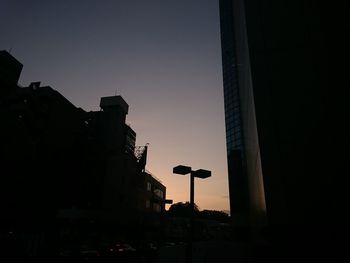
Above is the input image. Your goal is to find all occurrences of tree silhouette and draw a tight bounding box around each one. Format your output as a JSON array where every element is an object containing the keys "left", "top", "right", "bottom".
[
  {"left": 167, "top": 202, "right": 199, "bottom": 217},
  {"left": 199, "top": 210, "right": 230, "bottom": 222},
  {"left": 167, "top": 203, "right": 230, "bottom": 223}
]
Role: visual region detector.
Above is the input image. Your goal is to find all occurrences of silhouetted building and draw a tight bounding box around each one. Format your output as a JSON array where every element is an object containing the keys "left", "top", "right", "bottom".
[
  {"left": 0, "top": 50, "right": 23, "bottom": 95},
  {"left": 219, "top": 0, "right": 346, "bottom": 251},
  {"left": 0, "top": 51, "right": 167, "bottom": 255},
  {"left": 139, "top": 171, "right": 166, "bottom": 213},
  {"left": 0, "top": 79, "right": 85, "bottom": 226},
  {"left": 124, "top": 124, "right": 136, "bottom": 154},
  {"left": 219, "top": 0, "right": 266, "bottom": 230}
]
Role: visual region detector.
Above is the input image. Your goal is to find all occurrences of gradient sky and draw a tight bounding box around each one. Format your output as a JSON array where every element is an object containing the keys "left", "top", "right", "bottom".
[{"left": 1, "top": 0, "right": 229, "bottom": 212}]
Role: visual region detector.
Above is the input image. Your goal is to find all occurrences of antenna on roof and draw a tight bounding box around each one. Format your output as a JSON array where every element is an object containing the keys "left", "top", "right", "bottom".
[
  {"left": 8, "top": 47, "right": 13, "bottom": 54},
  {"left": 115, "top": 88, "right": 118, "bottom": 96}
]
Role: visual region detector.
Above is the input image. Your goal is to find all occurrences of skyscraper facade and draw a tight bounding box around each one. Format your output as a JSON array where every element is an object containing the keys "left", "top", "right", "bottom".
[
  {"left": 219, "top": 0, "right": 266, "bottom": 229},
  {"left": 219, "top": 3, "right": 348, "bottom": 258}
]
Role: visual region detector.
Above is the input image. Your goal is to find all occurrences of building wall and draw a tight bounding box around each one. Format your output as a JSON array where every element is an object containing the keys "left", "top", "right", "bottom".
[
  {"left": 219, "top": 0, "right": 266, "bottom": 228},
  {"left": 138, "top": 172, "right": 166, "bottom": 214},
  {"left": 0, "top": 61, "right": 166, "bottom": 228},
  {"left": 229, "top": 0, "right": 267, "bottom": 228},
  {"left": 220, "top": 1, "right": 347, "bottom": 240},
  {"left": 0, "top": 83, "right": 86, "bottom": 225},
  {"left": 0, "top": 50, "right": 23, "bottom": 94},
  {"left": 98, "top": 97, "right": 128, "bottom": 155},
  {"left": 243, "top": 0, "right": 335, "bottom": 227},
  {"left": 219, "top": 0, "right": 249, "bottom": 225},
  {"left": 102, "top": 154, "right": 139, "bottom": 224},
  {"left": 124, "top": 125, "right": 136, "bottom": 154}
]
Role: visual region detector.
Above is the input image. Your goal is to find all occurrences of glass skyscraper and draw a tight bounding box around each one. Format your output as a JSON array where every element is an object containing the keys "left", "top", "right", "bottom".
[
  {"left": 219, "top": 0, "right": 266, "bottom": 229},
  {"left": 220, "top": 0, "right": 247, "bottom": 220},
  {"left": 219, "top": 0, "right": 347, "bottom": 250},
  {"left": 219, "top": 0, "right": 347, "bottom": 260}
]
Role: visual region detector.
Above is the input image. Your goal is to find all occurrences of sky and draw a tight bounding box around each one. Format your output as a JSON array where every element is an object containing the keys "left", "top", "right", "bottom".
[{"left": 0, "top": 0, "right": 229, "bottom": 212}]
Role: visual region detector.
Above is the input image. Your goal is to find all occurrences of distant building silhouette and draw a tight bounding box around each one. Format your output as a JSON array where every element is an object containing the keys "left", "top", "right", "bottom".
[
  {"left": 219, "top": 0, "right": 347, "bottom": 253},
  {"left": 0, "top": 50, "right": 167, "bottom": 255}
]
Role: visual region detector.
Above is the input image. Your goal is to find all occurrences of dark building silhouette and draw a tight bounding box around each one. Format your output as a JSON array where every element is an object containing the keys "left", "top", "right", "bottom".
[
  {"left": 219, "top": 0, "right": 347, "bottom": 257},
  {"left": 0, "top": 50, "right": 23, "bottom": 95},
  {"left": 0, "top": 51, "right": 167, "bottom": 255},
  {"left": 219, "top": 0, "right": 266, "bottom": 231}
]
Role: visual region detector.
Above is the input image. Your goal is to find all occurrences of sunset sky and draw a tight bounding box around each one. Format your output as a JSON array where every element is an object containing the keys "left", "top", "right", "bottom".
[{"left": 1, "top": 0, "right": 229, "bottom": 212}]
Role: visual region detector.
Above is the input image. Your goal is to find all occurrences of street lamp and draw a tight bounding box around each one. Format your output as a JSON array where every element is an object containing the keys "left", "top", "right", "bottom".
[
  {"left": 173, "top": 165, "right": 211, "bottom": 263},
  {"left": 173, "top": 165, "right": 211, "bottom": 212}
]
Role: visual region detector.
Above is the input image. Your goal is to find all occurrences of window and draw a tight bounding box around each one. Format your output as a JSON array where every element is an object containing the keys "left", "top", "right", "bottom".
[
  {"left": 147, "top": 182, "right": 152, "bottom": 191},
  {"left": 153, "top": 203, "right": 161, "bottom": 212},
  {"left": 154, "top": 189, "right": 164, "bottom": 199},
  {"left": 235, "top": 138, "right": 242, "bottom": 146},
  {"left": 234, "top": 118, "right": 240, "bottom": 126}
]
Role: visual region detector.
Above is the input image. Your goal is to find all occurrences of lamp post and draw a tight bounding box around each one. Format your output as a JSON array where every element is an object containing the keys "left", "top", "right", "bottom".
[{"left": 173, "top": 165, "right": 211, "bottom": 263}]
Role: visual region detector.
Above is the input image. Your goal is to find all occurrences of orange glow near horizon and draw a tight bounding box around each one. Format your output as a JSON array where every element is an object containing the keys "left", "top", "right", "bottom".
[{"left": 2, "top": 1, "right": 230, "bottom": 213}]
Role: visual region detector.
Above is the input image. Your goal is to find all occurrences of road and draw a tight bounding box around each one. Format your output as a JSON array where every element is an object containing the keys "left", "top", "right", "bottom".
[{"left": 155, "top": 241, "right": 251, "bottom": 263}]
